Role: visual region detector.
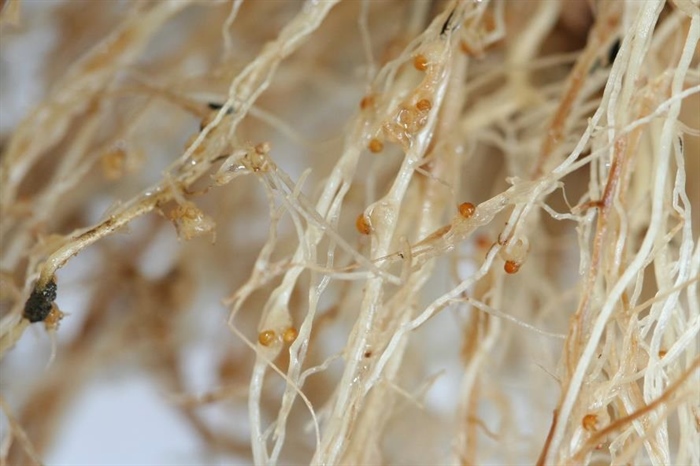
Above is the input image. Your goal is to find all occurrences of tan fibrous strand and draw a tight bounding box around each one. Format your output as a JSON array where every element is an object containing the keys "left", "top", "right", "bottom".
[
  {"left": 199, "top": 108, "right": 225, "bottom": 131},
  {"left": 184, "top": 133, "right": 206, "bottom": 159}
]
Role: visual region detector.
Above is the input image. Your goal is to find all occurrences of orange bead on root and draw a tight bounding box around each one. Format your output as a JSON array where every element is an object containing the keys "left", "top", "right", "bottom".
[
  {"left": 360, "top": 95, "right": 375, "bottom": 110},
  {"left": 459, "top": 40, "right": 474, "bottom": 55},
  {"left": 459, "top": 40, "right": 484, "bottom": 58},
  {"left": 356, "top": 213, "right": 372, "bottom": 235},
  {"left": 582, "top": 414, "right": 598, "bottom": 432},
  {"left": 413, "top": 54, "right": 428, "bottom": 71},
  {"left": 282, "top": 327, "right": 298, "bottom": 343},
  {"left": 504, "top": 260, "right": 520, "bottom": 274},
  {"left": 368, "top": 138, "right": 384, "bottom": 153},
  {"left": 415, "top": 99, "right": 432, "bottom": 112},
  {"left": 458, "top": 202, "right": 476, "bottom": 219},
  {"left": 258, "top": 329, "right": 277, "bottom": 346},
  {"left": 475, "top": 234, "right": 491, "bottom": 249}
]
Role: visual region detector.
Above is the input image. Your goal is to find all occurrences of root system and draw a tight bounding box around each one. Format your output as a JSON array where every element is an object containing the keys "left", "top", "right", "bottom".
[{"left": 1, "top": 0, "right": 699, "bottom": 464}]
